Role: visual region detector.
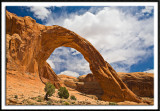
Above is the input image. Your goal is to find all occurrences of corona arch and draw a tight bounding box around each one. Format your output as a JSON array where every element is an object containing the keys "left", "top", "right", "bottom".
[{"left": 6, "top": 11, "right": 141, "bottom": 102}]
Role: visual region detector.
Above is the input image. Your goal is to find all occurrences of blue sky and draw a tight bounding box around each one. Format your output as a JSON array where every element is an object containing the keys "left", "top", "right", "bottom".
[{"left": 6, "top": 6, "right": 154, "bottom": 77}]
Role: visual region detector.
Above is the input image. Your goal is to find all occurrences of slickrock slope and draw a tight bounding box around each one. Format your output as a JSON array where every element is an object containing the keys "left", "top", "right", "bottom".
[{"left": 6, "top": 10, "right": 141, "bottom": 102}]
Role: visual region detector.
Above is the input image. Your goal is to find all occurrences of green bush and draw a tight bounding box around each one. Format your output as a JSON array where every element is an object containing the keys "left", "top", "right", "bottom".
[
  {"left": 14, "top": 95, "right": 18, "bottom": 99},
  {"left": 47, "top": 101, "right": 52, "bottom": 105},
  {"left": 44, "top": 82, "right": 55, "bottom": 100},
  {"left": 70, "top": 95, "right": 76, "bottom": 100},
  {"left": 29, "top": 103, "right": 36, "bottom": 105},
  {"left": 58, "top": 87, "right": 69, "bottom": 99},
  {"left": 64, "top": 101, "right": 69, "bottom": 105},
  {"left": 31, "top": 97, "right": 37, "bottom": 100},
  {"left": 109, "top": 102, "right": 117, "bottom": 105},
  {"left": 37, "top": 98, "right": 43, "bottom": 102},
  {"left": 71, "top": 102, "right": 75, "bottom": 104}
]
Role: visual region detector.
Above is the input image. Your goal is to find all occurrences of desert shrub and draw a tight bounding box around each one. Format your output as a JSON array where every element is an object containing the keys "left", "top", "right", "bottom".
[
  {"left": 37, "top": 99, "right": 42, "bottom": 102},
  {"left": 31, "top": 97, "right": 37, "bottom": 100},
  {"left": 37, "top": 97, "right": 43, "bottom": 102},
  {"left": 70, "top": 95, "right": 76, "bottom": 100},
  {"left": 59, "top": 99, "right": 63, "bottom": 103},
  {"left": 64, "top": 101, "right": 69, "bottom": 105},
  {"left": 44, "top": 82, "right": 55, "bottom": 100},
  {"left": 37, "top": 99, "right": 41, "bottom": 102},
  {"left": 14, "top": 95, "right": 18, "bottom": 99},
  {"left": 29, "top": 103, "right": 36, "bottom": 105},
  {"left": 47, "top": 100, "right": 52, "bottom": 105},
  {"left": 109, "top": 102, "right": 117, "bottom": 105},
  {"left": 58, "top": 87, "right": 69, "bottom": 99}
]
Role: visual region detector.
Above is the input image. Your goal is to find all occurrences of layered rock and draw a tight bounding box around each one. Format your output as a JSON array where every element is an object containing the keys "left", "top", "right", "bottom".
[
  {"left": 76, "top": 73, "right": 104, "bottom": 99},
  {"left": 6, "top": 10, "right": 142, "bottom": 102},
  {"left": 58, "top": 74, "right": 78, "bottom": 89},
  {"left": 77, "top": 73, "right": 153, "bottom": 98},
  {"left": 118, "top": 72, "right": 154, "bottom": 97}
]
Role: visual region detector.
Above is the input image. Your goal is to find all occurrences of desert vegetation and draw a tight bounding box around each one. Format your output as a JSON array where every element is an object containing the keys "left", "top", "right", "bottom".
[
  {"left": 70, "top": 95, "right": 77, "bottom": 100},
  {"left": 44, "top": 82, "right": 55, "bottom": 100},
  {"left": 58, "top": 87, "right": 69, "bottom": 99}
]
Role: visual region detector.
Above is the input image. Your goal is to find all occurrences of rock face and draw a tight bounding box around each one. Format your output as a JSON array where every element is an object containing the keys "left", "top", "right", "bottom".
[
  {"left": 76, "top": 73, "right": 104, "bottom": 99},
  {"left": 77, "top": 73, "right": 153, "bottom": 98},
  {"left": 118, "top": 72, "right": 154, "bottom": 97},
  {"left": 58, "top": 74, "right": 78, "bottom": 89},
  {"left": 6, "top": 10, "right": 142, "bottom": 102},
  {"left": 58, "top": 74, "right": 103, "bottom": 99}
]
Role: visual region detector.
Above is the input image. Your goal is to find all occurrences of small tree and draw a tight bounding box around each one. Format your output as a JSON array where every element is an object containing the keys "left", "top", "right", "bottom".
[
  {"left": 58, "top": 87, "right": 69, "bottom": 99},
  {"left": 44, "top": 82, "right": 55, "bottom": 100}
]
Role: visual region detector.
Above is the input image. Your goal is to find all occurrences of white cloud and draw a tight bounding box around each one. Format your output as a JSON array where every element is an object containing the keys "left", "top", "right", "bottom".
[
  {"left": 47, "top": 47, "right": 90, "bottom": 75},
  {"left": 29, "top": 6, "right": 51, "bottom": 20},
  {"left": 141, "top": 6, "right": 153, "bottom": 14},
  {"left": 144, "top": 69, "right": 154, "bottom": 73},
  {"left": 135, "top": 6, "right": 154, "bottom": 19},
  {"left": 46, "top": 6, "right": 154, "bottom": 73},
  {"left": 58, "top": 70, "right": 80, "bottom": 77},
  {"left": 70, "top": 48, "right": 81, "bottom": 55},
  {"left": 88, "top": 6, "right": 105, "bottom": 14},
  {"left": 62, "top": 7, "right": 153, "bottom": 71},
  {"left": 46, "top": 59, "right": 55, "bottom": 69}
]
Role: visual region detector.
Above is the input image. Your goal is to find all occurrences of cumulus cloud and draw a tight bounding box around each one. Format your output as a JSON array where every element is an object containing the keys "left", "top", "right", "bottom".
[
  {"left": 141, "top": 6, "right": 154, "bottom": 14},
  {"left": 58, "top": 70, "right": 80, "bottom": 77},
  {"left": 29, "top": 6, "right": 51, "bottom": 20},
  {"left": 46, "top": 6, "right": 154, "bottom": 74},
  {"left": 46, "top": 59, "right": 55, "bottom": 69},
  {"left": 135, "top": 6, "right": 154, "bottom": 18},
  {"left": 144, "top": 69, "right": 154, "bottom": 73},
  {"left": 62, "top": 7, "right": 153, "bottom": 71},
  {"left": 70, "top": 48, "right": 81, "bottom": 55},
  {"left": 47, "top": 47, "right": 90, "bottom": 75}
]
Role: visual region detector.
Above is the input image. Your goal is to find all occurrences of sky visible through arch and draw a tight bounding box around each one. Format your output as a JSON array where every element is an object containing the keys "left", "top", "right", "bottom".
[{"left": 6, "top": 6, "right": 154, "bottom": 77}]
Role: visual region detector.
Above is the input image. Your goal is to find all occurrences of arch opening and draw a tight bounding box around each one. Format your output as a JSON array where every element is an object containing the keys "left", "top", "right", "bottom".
[
  {"left": 46, "top": 46, "right": 104, "bottom": 99},
  {"left": 47, "top": 46, "right": 91, "bottom": 77}
]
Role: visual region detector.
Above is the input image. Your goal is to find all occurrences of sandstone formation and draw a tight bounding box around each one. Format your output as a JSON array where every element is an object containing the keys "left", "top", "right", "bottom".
[
  {"left": 118, "top": 72, "right": 154, "bottom": 97},
  {"left": 58, "top": 74, "right": 78, "bottom": 89},
  {"left": 58, "top": 74, "right": 103, "bottom": 99},
  {"left": 78, "top": 73, "right": 96, "bottom": 82},
  {"left": 76, "top": 73, "right": 104, "bottom": 99},
  {"left": 77, "top": 72, "right": 153, "bottom": 98},
  {"left": 6, "top": 10, "right": 142, "bottom": 102}
]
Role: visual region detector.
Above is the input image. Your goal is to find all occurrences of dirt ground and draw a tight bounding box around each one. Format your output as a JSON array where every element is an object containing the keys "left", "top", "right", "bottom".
[{"left": 6, "top": 71, "right": 154, "bottom": 106}]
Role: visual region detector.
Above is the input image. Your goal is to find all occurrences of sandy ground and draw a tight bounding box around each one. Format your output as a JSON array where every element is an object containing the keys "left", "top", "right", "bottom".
[{"left": 6, "top": 71, "right": 154, "bottom": 106}]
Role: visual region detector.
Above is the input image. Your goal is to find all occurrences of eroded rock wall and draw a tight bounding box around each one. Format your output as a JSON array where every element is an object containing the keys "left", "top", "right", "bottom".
[
  {"left": 118, "top": 72, "right": 154, "bottom": 97},
  {"left": 77, "top": 73, "right": 153, "bottom": 98}
]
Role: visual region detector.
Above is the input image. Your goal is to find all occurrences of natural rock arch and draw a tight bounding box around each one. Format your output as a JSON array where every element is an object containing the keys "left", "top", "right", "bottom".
[
  {"left": 6, "top": 11, "right": 141, "bottom": 103},
  {"left": 36, "top": 26, "right": 141, "bottom": 102}
]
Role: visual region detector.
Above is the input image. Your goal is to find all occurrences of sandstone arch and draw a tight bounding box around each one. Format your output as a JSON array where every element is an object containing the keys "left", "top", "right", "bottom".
[{"left": 6, "top": 11, "right": 142, "bottom": 103}]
